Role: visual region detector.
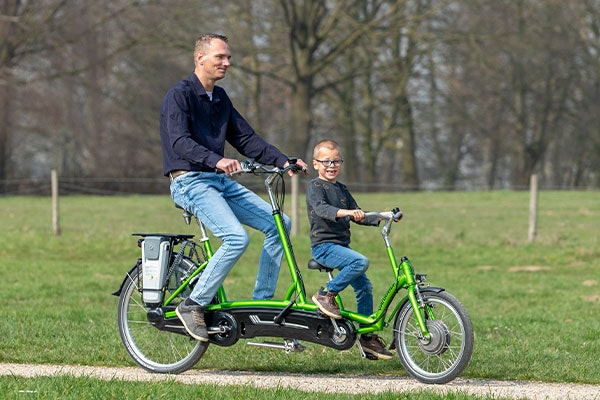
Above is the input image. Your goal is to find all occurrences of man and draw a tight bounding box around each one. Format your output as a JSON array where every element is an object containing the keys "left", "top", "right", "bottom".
[{"left": 160, "top": 33, "right": 308, "bottom": 341}]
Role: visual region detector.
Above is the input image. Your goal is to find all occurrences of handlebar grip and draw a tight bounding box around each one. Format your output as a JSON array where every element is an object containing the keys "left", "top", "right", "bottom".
[
  {"left": 392, "top": 207, "right": 403, "bottom": 221},
  {"left": 289, "top": 163, "right": 304, "bottom": 172}
]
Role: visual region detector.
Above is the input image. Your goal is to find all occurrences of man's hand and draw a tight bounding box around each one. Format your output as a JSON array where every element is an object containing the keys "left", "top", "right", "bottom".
[
  {"left": 284, "top": 159, "right": 309, "bottom": 176},
  {"left": 216, "top": 158, "right": 242, "bottom": 175}
]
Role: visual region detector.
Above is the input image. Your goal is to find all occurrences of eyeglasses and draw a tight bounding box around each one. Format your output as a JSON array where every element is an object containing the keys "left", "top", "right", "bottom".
[{"left": 314, "top": 159, "right": 344, "bottom": 167}]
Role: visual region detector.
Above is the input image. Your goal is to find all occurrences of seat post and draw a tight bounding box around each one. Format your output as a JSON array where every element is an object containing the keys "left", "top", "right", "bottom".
[{"left": 307, "top": 259, "right": 335, "bottom": 282}]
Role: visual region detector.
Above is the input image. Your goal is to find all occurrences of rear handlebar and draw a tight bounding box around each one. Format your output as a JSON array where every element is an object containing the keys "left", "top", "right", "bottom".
[{"left": 230, "top": 159, "right": 305, "bottom": 176}]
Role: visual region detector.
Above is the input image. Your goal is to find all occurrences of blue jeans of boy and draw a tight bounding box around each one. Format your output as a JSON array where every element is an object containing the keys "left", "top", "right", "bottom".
[
  {"left": 311, "top": 242, "right": 373, "bottom": 317},
  {"left": 170, "top": 171, "right": 290, "bottom": 305}
]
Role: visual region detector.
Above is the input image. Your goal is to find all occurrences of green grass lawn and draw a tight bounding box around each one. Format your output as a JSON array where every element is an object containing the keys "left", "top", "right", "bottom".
[{"left": 0, "top": 190, "right": 598, "bottom": 397}]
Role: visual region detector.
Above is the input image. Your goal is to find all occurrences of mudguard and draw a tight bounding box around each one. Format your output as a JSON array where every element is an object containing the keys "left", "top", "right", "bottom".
[
  {"left": 396, "top": 286, "right": 445, "bottom": 307},
  {"left": 112, "top": 259, "right": 142, "bottom": 297}
]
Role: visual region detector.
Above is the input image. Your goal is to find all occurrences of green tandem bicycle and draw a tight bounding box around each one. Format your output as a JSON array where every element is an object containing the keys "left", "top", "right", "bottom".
[{"left": 113, "top": 160, "right": 474, "bottom": 384}]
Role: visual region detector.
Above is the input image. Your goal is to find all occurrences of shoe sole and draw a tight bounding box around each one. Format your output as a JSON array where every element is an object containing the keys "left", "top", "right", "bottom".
[
  {"left": 365, "top": 350, "right": 394, "bottom": 360},
  {"left": 311, "top": 295, "right": 342, "bottom": 319},
  {"left": 360, "top": 344, "right": 394, "bottom": 360},
  {"left": 175, "top": 307, "right": 209, "bottom": 342}
]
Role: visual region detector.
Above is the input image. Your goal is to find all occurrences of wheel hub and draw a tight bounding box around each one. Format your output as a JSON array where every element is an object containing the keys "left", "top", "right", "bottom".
[{"left": 418, "top": 320, "right": 451, "bottom": 355}]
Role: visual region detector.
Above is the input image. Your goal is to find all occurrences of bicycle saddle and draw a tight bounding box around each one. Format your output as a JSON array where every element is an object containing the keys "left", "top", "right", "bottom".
[{"left": 307, "top": 259, "right": 334, "bottom": 273}]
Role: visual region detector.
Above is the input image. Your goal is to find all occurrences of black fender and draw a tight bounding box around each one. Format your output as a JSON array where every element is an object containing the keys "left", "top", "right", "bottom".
[
  {"left": 398, "top": 285, "right": 445, "bottom": 305},
  {"left": 112, "top": 259, "right": 142, "bottom": 297}
]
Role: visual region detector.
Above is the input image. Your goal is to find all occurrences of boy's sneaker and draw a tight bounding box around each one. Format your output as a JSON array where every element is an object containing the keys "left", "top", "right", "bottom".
[
  {"left": 359, "top": 335, "right": 394, "bottom": 360},
  {"left": 176, "top": 299, "right": 209, "bottom": 342},
  {"left": 312, "top": 288, "right": 342, "bottom": 319}
]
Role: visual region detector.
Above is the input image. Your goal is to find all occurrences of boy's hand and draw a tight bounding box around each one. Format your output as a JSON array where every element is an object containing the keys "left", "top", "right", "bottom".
[{"left": 349, "top": 209, "right": 365, "bottom": 222}]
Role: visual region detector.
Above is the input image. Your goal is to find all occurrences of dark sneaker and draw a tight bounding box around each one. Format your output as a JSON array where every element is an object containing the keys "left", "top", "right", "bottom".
[
  {"left": 360, "top": 335, "right": 394, "bottom": 360},
  {"left": 312, "top": 288, "right": 341, "bottom": 319},
  {"left": 176, "top": 299, "right": 209, "bottom": 342}
]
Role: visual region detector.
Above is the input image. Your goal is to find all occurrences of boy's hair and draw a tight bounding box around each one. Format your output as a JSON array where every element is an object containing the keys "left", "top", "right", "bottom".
[{"left": 313, "top": 139, "right": 340, "bottom": 158}]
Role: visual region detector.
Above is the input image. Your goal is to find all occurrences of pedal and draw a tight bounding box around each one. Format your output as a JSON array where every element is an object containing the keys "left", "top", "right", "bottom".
[{"left": 286, "top": 338, "right": 306, "bottom": 353}]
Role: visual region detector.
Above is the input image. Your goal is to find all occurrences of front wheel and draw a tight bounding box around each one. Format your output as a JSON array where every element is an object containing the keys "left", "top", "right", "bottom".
[
  {"left": 116, "top": 260, "right": 209, "bottom": 373},
  {"left": 394, "top": 290, "right": 474, "bottom": 384}
]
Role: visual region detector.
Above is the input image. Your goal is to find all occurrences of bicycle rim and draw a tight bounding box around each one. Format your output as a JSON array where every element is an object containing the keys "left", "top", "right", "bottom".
[
  {"left": 117, "top": 261, "right": 208, "bottom": 373},
  {"left": 394, "top": 291, "right": 473, "bottom": 384}
]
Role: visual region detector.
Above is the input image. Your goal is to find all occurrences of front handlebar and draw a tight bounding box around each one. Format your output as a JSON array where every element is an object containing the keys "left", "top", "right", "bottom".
[
  {"left": 364, "top": 208, "right": 403, "bottom": 222},
  {"left": 363, "top": 208, "right": 403, "bottom": 239}
]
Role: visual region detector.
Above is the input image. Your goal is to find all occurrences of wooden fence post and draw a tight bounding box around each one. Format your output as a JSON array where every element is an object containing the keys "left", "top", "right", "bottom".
[
  {"left": 528, "top": 174, "right": 538, "bottom": 243},
  {"left": 52, "top": 169, "right": 61, "bottom": 236}
]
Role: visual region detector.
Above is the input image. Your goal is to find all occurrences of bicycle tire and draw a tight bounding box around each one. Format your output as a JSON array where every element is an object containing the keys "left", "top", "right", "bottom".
[
  {"left": 394, "top": 290, "right": 474, "bottom": 384},
  {"left": 116, "top": 259, "right": 208, "bottom": 373}
]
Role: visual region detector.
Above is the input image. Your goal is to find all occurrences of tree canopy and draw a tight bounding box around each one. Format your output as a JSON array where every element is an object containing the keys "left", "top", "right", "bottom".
[{"left": 1, "top": 0, "right": 599, "bottom": 194}]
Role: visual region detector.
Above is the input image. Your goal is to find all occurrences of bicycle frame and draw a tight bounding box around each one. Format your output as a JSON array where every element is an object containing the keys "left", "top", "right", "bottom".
[{"left": 158, "top": 162, "right": 432, "bottom": 341}]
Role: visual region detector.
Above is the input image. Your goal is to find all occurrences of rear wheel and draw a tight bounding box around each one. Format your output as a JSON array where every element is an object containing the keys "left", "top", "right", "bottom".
[
  {"left": 116, "top": 258, "right": 208, "bottom": 373},
  {"left": 394, "top": 290, "right": 473, "bottom": 384}
]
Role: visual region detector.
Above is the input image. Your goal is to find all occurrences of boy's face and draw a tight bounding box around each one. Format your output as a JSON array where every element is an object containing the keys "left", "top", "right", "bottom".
[{"left": 313, "top": 147, "right": 344, "bottom": 183}]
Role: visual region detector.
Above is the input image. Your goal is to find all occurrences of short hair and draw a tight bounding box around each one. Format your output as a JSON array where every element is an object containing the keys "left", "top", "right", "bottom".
[
  {"left": 194, "top": 33, "right": 228, "bottom": 59},
  {"left": 313, "top": 139, "right": 340, "bottom": 159}
]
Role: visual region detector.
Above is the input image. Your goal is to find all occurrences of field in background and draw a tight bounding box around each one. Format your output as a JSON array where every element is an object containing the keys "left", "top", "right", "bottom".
[{"left": 0, "top": 190, "right": 598, "bottom": 390}]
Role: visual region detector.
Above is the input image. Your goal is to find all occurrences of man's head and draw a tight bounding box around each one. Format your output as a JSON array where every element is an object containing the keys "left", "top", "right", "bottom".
[{"left": 194, "top": 33, "right": 231, "bottom": 87}]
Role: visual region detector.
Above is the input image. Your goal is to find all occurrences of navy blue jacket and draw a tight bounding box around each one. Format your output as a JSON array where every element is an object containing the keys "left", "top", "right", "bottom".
[{"left": 160, "top": 73, "right": 288, "bottom": 175}]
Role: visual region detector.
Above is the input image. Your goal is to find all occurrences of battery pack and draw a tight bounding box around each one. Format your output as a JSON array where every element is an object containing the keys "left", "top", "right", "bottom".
[{"left": 141, "top": 236, "right": 171, "bottom": 304}]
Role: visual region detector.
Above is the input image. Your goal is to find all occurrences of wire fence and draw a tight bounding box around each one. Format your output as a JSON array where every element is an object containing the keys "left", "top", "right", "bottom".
[
  {"left": 0, "top": 177, "right": 471, "bottom": 196},
  {"left": 0, "top": 175, "right": 595, "bottom": 196}
]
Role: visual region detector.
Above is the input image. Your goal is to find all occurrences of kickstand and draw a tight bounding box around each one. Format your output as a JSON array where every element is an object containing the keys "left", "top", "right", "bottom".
[{"left": 355, "top": 336, "right": 378, "bottom": 361}]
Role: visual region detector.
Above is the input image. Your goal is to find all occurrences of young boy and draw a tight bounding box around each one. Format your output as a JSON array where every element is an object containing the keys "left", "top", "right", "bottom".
[{"left": 306, "top": 139, "right": 393, "bottom": 360}]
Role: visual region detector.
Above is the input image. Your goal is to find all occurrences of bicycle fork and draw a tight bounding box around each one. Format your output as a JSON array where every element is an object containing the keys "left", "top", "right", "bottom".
[{"left": 401, "top": 256, "right": 432, "bottom": 341}]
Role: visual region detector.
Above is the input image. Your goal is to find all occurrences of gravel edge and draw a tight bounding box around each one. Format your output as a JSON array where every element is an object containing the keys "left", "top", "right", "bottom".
[{"left": 1, "top": 363, "right": 599, "bottom": 400}]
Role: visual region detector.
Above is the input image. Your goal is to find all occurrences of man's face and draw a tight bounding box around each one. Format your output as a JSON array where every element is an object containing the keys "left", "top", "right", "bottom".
[{"left": 196, "top": 39, "right": 231, "bottom": 82}]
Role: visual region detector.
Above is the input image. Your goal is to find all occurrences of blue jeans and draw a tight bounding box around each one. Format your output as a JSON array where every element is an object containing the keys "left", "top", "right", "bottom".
[
  {"left": 311, "top": 242, "right": 373, "bottom": 317},
  {"left": 170, "top": 171, "right": 290, "bottom": 305}
]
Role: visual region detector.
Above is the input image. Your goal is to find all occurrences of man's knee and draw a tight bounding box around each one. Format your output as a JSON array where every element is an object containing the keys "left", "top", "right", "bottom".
[
  {"left": 225, "top": 229, "right": 250, "bottom": 251},
  {"left": 266, "top": 214, "right": 289, "bottom": 236}
]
